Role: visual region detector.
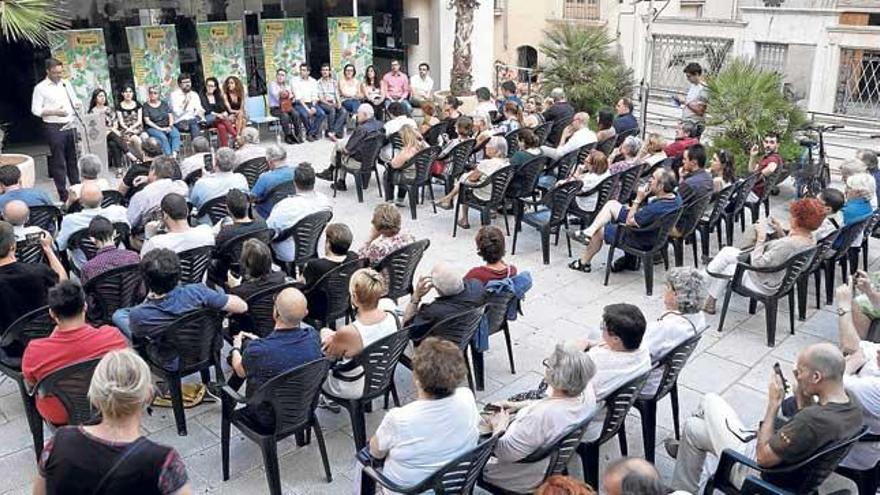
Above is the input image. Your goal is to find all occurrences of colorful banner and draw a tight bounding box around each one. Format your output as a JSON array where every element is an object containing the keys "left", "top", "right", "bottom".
[
  {"left": 126, "top": 25, "right": 180, "bottom": 101},
  {"left": 328, "top": 17, "right": 373, "bottom": 78},
  {"left": 260, "top": 18, "right": 306, "bottom": 77},
  {"left": 47, "top": 29, "right": 113, "bottom": 109},
  {"left": 196, "top": 21, "right": 247, "bottom": 84}
]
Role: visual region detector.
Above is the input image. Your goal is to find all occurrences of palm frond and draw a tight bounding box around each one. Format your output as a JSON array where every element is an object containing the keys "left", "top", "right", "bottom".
[{"left": 0, "top": 0, "right": 68, "bottom": 46}]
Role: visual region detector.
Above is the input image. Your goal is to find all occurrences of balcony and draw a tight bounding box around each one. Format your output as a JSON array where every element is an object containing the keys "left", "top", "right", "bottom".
[
  {"left": 739, "top": 0, "right": 838, "bottom": 8},
  {"left": 563, "top": 0, "right": 600, "bottom": 21}
]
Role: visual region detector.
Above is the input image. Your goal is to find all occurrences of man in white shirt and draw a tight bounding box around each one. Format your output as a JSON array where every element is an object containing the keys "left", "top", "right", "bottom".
[
  {"left": 141, "top": 193, "right": 214, "bottom": 255},
  {"left": 541, "top": 112, "right": 597, "bottom": 160},
  {"left": 169, "top": 73, "right": 206, "bottom": 138},
  {"left": 2, "top": 200, "right": 44, "bottom": 242},
  {"left": 189, "top": 147, "right": 249, "bottom": 219},
  {"left": 179, "top": 136, "right": 212, "bottom": 181},
  {"left": 379, "top": 102, "right": 418, "bottom": 164},
  {"left": 267, "top": 163, "right": 331, "bottom": 262},
  {"left": 292, "top": 63, "right": 326, "bottom": 141},
  {"left": 674, "top": 63, "right": 708, "bottom": 123},
  {"left": 409, "top": 62, "right": 434, "bottom": 109},
  {"left": 56, "top": 182, "right": 129, "bottom": 269},
  {"left": 30, "top": 58, "right": 80, "bottom": 201},
  {"left": 127, "top": 157, "right": 189, "bottom": 232}
]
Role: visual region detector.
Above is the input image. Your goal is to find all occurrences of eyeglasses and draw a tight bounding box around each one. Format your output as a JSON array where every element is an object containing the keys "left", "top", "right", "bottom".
[{"left": 541, "top": 358, "right": 551, "bottom": 369}]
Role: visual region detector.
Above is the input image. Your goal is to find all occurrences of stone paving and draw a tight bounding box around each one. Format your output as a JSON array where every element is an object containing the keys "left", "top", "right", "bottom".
[{"left": 0, "top": 138, "right": 862, "bottom": 494}]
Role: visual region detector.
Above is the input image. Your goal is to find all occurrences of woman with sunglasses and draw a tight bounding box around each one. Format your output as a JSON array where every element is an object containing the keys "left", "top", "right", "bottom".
[{"left": 142, "top": 86, "right": 181, "bottom": 157}]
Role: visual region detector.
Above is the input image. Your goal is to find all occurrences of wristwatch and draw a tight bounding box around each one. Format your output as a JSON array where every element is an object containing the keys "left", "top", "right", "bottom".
[{"left": 837, "top": 307, "right": 851, "bottom": 316}]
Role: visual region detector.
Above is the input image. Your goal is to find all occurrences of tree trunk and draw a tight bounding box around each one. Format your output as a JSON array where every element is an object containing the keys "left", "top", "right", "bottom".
[{"left": 450, "top": 0, "right": 479, "bottom": 96}]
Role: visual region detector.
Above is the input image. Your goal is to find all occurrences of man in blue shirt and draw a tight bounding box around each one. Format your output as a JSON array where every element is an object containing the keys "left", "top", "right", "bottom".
[
  {"left": 251, "top": 144, "right": 295, "bottom": 219},
  {"left": 0, "top": 165, "right": 53, "bottom": 210},
  {"left": 613, "top": 97, "right": 639, "bottom": 135},
  {"left": 496, "top": 80, "right": 523, "bottom": 111},
  {"left": 230, "top": 286, "right": 322, "bottom": 426},
  {"left": 568, "top": 168, "right": 682, "bottom": 273},
  {"left": 189, "top": 146, "right": 249, "bottom": 216}
]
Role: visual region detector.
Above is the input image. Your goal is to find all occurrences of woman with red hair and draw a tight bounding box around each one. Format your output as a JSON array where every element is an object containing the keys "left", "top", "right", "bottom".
[{"left": 703, "top": 198, "right": 825, "bottom": 314}]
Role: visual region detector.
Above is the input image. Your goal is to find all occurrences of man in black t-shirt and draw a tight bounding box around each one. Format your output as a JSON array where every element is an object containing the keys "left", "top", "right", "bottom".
[
  {"left": 542, "top": 87, "right": 575, "bottom": 147},
  {"left": 668, "top": 343, "right": 863, "bottom": 493},
  {"left": 0, "top": 221, "right": 67, "bottom": 336}
]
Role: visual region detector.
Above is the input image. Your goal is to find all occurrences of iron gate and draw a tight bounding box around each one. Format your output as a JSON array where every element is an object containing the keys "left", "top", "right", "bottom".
[
  {"left": 650, "top": 34, "right": 734, "bottom": 91},
  {"left": 835, "top": 48, "right": 880, "bottom": 118},
  {"left": 755, "top": 42, "right": 788, "bottom": 74}
]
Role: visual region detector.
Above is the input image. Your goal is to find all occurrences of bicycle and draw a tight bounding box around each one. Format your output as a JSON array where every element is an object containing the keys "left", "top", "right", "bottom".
[{"left": 794, "top": 124, "right": 843, "bottom": 198}]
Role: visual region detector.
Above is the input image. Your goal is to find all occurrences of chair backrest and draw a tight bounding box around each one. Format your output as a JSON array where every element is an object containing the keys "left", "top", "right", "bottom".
[
  {"left": 15, "top": 238, "right": 47, "bottom": 265},
  {"left": 507, "top": 155, "right": 550, "bottom": 199},
  {"left": 244, "top": 282, "right": 298, "bottom": 338},
  {"left": 145, "top": 309, "right": 223, "bottom": 374},
  {"left": 596, "top": 135, "right": 616, "bottom": 155},
  {"left": 353, "top": 327, "right": 410, "bottom": 401},
  {"left": 215, "top": 227, "right": 275, "bottom": 276},
  {"left": 445, "top": 139, "right": 477, "bottom": 180},
  {"left": 306, "top": 257, "right": 369, "bottom": 324},
  {"left": 424, "top": 305, "right": 486, "bottom": 350},
  {"left": 760, "top": 247, "right": 817, "bottom": 298},
  {"left": 504, "top": 128, "right": 526, "bottom": 155},
  {"left": 406, "top": 146, "right": 442, "bottom": 185},
  {"left": 728, "top": 173, "right": 761, "bottom": 216},
  {"left": 33, "top": 358, "right": 101, "bottom": 425},
  {"left": 484, "top": 290, "right": 517, "bottom": 336},
  {"left": 741, "top": 475, "right": 790, "bottom": 495},
  {"left": 830, "top": 219, "right": 868, "bottom": 261},
  {"left": 553, "top": 148, "right": 582, "bottom": 181},
  {"left": 614, "top": 163, "right": 644, "bottom": 202},
  {"left": 807, "top": 229, "right": 841, "bottom": 274},
  {"left": 547, "top": 116, "right": 572, "bottom": 147},
  {"left": 862, "top": 208, "right": 880, "bottom": 240},
  {"left": 282, "top": 209, "right": 334, "bottom": 267},
  {"left": 519, "top": 407, "right": 601, "bottom": 479},
  {"left": 648, "top": 330, "right": 704, "bottom": 401},
  {"left": 357, "top": 133, "right": 386, "bottom": 171},
  {"left": 387, "top": 131, "right": 404, "bottom": 156},
  {"left": 68, "top": 229, "right": 100, "bottom": 260},
  {"left": 235, "top": 157, "right": 268, "bottom": 189},
  {"left": 197, "top": 196, "right": 229, "bottom": 225},
  {"left": 676, "top": 193, "right": 713, "bottom": 238},
  {"left": 100, "top": 190, "right": 125, "bottom": 208},
  {"left": 622, "top": 206, "right": 682, "bottom": 250},
  {"left": 614, "top": 127, "right": 640, "bottom": 147},
  {"left": 413, "top": 434, "right": 499, "bottom": 494},
  {"left": 245, "top": 95, "right": 267, "bottom": 120},
  {"left": 761, "top": 425, "right": 868, "bottom": 493},
  {"left": 533, "top": 121, "right": 554, "bottom": 146},
  {"left": 375, "top": 239, "right": 431, "bottom": 301},
  {"left": 178, "top": 246, "right": 213, "bottom": 284},
  {"left": 480, "top": 165, "right": 516, "bottom": 206},
  {"left": 184, "top": 168, "right": 203, "bottom": 187},
  {"left": 571, "top": 173, "right": 617, "bottom": 219},
  {"left": 26, "top": 205, "right": 63, "bottom": 233},
  {"left": 0, "top": 305, "right": 53, "bottom": 364},
  {"left": 544, "top": 180, "right": 583, "bottom": 227},
  {"left": 249, "top": 358, "right": 329, "bottom": 437},
  {"left": 576, "top": 142, "right": 597, "bottom": 166},
  {"left": 83, "top": 264, "right": 145, "bottom": 326},
  {"left": 264, "top": 181, "right": 297, "bottom": 208},
  {"left": 424, "top": 122, "right": 448, "bottom": 146},
  {"left": 703, "top": 185, "right": 736, "bottom": 228},
  {"left": 595, "top": 372, "right": 649, "bottom": 445}
]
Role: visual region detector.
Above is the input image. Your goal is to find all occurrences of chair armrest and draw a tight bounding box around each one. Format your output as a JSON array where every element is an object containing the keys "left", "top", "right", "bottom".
[
  {"left": 716, "top": 447, "right": 762, "bottom": 484},
  {"left": 219, "top": 384, "right": 249, "bottom": 404},
  {"left": 461, "top": 174, "right": 491, "bottom": 190},
  {"left": 357, "top": 447, "right": 414, "bottom": 493}
]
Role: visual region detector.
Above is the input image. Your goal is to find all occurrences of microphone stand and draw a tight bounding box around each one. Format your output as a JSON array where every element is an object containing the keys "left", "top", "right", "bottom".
[{"left": 62, "top": 81, "right": 91, "bottom": 159}]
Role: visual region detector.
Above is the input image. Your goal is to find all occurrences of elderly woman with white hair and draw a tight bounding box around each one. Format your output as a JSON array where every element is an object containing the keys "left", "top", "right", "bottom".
[
  {"left": 402, "top": 261, "right": 487, "bottom": 341},
  {"left": 481, "top": 343, "right": 598, "bottom": 493},
  {"left": 33, "top": 349, "right": 192, "bottom": 494},
  {"left": 233, "top": 126, "right": 266, "bottom": 166},
  {"left": 435, "top": 135, "right": 510, "bottom": 229},
  {"left": 844, "top": 172, "right": 878, "bottom": 217}
]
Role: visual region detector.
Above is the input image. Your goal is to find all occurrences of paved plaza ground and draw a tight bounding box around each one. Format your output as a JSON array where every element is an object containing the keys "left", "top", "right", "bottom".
[{"left": 0, "top": 138, "right": 858, "bottom": 494}]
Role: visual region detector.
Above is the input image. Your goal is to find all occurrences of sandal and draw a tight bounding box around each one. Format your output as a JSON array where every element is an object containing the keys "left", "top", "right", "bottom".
[
  {"left": 434, "top": 200, "right": 453, "bottom": 210},
  {"left": 457, "top": 219, "right": 471, "bottom": 230},
  {"left": 568, "top": 259, "right": 591, "bottom": 273},
  {"left": 568, "top": 229, "right": 591, "bottom": 245}
]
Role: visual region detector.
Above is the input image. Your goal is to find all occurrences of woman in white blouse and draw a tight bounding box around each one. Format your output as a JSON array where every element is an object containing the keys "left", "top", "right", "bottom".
[
  {"left": 568, "top": 150, "right": 611, "bottom": 214},
  {"left": 435, "top": 136, "right": 510, "bottom": 229}
]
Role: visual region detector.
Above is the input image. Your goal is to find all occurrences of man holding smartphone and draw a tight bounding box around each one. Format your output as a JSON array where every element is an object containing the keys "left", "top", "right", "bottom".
[{"left": 748, "top": 133, "right": 783, "bottom": 202}]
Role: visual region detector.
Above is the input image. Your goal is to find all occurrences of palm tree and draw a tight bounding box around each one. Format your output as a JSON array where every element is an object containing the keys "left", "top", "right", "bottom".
[
  {"left": 539, "top": 23, "right": 633, "bottom": 116},
  {"left": 0, "top": 0, "right": 66, "bottom": 46},
  {"left": 449, "top": 0, "right": 479, "bottom": 96}
]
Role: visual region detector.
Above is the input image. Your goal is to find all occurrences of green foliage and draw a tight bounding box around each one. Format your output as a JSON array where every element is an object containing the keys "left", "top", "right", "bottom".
[
  {"left": 0, "top": 0, "right": 66, "bottom": 46},
  {"left": 705, "top": 58, "right": 806, "bottom": 175},
  {"left": 539, "top": 23, "right": 633, "bottom": 116}
]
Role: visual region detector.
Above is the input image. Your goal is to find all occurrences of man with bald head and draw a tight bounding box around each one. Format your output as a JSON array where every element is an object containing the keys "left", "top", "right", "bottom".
[
  {"left": 603, "top": 457, "right": 667, "bottom": 495},
  {"left": 540, "top": 111, "right": 597, "bottom": 160},
  {"left": 230, "top": 286, "right": 321, "bottom": 426},
  {"left": 668, "top": 342, "right": 862, "bottom": 492},
  {"left": 2, "top": 200, "right": 43, "bottom": 241},
  {"left": 56, "top": 181, "right": 128, "bottom": 269}
]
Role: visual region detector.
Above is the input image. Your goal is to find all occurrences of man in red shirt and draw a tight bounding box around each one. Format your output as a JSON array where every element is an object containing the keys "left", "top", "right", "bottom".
[
  {"left": 748, "top": 132, "right": 783, "bottom": 200},
  {"left": 22, "top": 280, "right": 128, "bottom": 425},
  {"left": 662, "top": 120, "right": 700, "bottom": 159}
]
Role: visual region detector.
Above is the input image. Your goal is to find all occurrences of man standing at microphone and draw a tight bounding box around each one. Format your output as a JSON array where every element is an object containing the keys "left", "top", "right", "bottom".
[{"left": 31, "top": 58, "right": 80, "bottom": 201}]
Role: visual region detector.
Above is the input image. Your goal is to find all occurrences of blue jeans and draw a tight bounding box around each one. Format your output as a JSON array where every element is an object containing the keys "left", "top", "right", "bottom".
[
  {"left": 318, "top": 102, "right": 348, "bottom": 137},
  {"left": 384, "top": 98, "right": 412, "bottom": 116},
  {"left": 175, "top": 118, "right": 202, "bottom": 138},
  {"left": 146, "top": 126, "right": 181, "bottom": 155},
  {"left": 111, "top": 307, "right": 133, "bottom": 341},
  {"left": 342, "top": 98, "right": 361, "bottom": 114},
  {"left": 294, "top": 102, "right": 327, "bottom": 137}
]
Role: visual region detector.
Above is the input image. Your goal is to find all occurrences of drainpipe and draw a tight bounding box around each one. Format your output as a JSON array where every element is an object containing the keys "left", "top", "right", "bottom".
[{"left": 353, "top": 0, "right": 358, "bottom": 16}]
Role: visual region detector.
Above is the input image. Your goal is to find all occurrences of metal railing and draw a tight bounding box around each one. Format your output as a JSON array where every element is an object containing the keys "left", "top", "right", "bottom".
[
  {"left": 835, "top": 48, "right": 880, "bottom": 119},
  {"left": 739, "top": 0, "right": 838, "bottom": 8},
  {"left": 650, "top": 34, "right": 734, "bottom": 91},
  {"left": 494, "top": 62, "right": 541, "bottom": 98},
  {"left": 563, "top": 0, "right": 600, "bottom": 21}
]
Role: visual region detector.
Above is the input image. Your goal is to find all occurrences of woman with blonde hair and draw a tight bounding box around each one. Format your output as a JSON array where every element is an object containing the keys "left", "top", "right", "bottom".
[
  {"left": 321, "top": 268, "right": 400, "bottom": 398},
  {"left": 384, "top": 125, "right": 426, "bottom": 206},
  {"left": 637, "top": 132, "right": 668, "bottom": 166},
  {"left": 569, "top": 150, "right": 611, "bottom": 213},
  {"left": 34, "top": 349, "right": 191, "bottom": 494}
]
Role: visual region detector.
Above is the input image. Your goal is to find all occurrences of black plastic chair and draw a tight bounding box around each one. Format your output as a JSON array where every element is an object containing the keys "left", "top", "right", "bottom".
[
  {"left": 533, "top": 121, "right": 554, "bottom": 146},
  {"left": 273, "top": 209, "right": 333, "bottom": 277},
  {"left": 100, "top": 189, "right": 125, "bottom": 208},
  {"left": 716, "top": 247, "right": 817, "bottom": 347},
  {"left": 68, "top": 221, "right": 130, "bottom": 265},
  {"left": 604, "top": 207, "right": 683, "bottom": 296},
  {"left": 505, "top": 155, "right": 549, "bottom": 223},
  {"left": 454, "top": 165, "right": 515, "bottom": 237},
  {"left": 83, "top": 264, "right": 145, "bottom": 326},
  {"left": 614, "top": 127, "right": 640, "bottom": 147},
  {"left": 196, "top": 195, "right": 229, "bottom": 225},
  {"left": 358, "top": 434, "right": 499, "bottom": 495},
  {"left": 546, "top": 116, "right": 572, "bottom": 148},
  {"left": 566, "top": 173, "right": 620, "bottom": 231},
  {"left": 414, "top": 305, "right": 487, "bottom": 392},
  {"left": 424, "top": 121, "right": 449, "bottom": 146},
  {"left": 212, "top": 227, "right": 274, "bottom": 283},
  {"left": 29, "top": 358, "right": 102, "bottom": 427},
  {"left": 504, "top": 127, "right": 527, "bottom": 155},
  {"left": 860, "top": 208, "right": 880, "bottom": 270},
  {"left": 15, "top": 237, "right": 47, "bottom": 265},
  {"left": 221, "top": 359, "right": 332, "bottom": 495},
  {"left": 704, "top": 425, "right": 868, "bottom": 495},
  {"left": 740, "top": 475, "right": 792, "bottom": 494},
  {"left": 392, "top": 146, "right": 442, "bottom": 220},
  {"left": 0, "top": 305, "right": 54, "bottom": 458},
  {"left": 335, "top": 133, "right": 385, "bottom": 202},
  {"left": 537, "top": 148, "right": 580, "bottom": 191},
  {"left": 632, "top": 331, "right": 704, "bottom": 463},
  {"left": 745, "top": 168, "right": 784, "bottom": 223},
  {"left": 438, "top": 139, "right": 478, "bottom": 195},
  {"left": 478, "top": 407, "right": 601, "bottom": 495},
  {"left": 819, "top": 219, "right": 868, "bottom": 305},
  {"left": 184, "top": 168, "right": 203, "bottom": 187},
  {"left": 613, "top": 163, "right": 644, "bottom": 203},
  {"left": 26, "top": 205, "right": 63, "bottom": 234},
  {"left": 669, "top": 193, "right": 713, "bottom": 267},
  {"left": 484, "top": 290, "right": 518, "bottom": 376},
  {"left": 835, "top": 432, "right": 880, "bottom": 495},
  {"left": 697, "top": 185, "right": 735, "bottom": 262},
  {"left": 381, "top": 131, "right": 405, "bottom": 165},
  {"left": 797, "top": 229, "right": 840, "bottom": 320},
  {"left": 233, "top": 282, "right": 297, "bottom": 339},
  {"left": 512, "top": 180, "right": 581, "bottom": 265},
  {"left": 722, "top": 173, "right": 761, "bottom": 245},
  {"left": 577, "top": 372, "right": 650, "bottom": 489},
  {"left": 235, "top": 156, "right": 269, "bottom": 189},
  {"left": 374, "top": 239, "right": 430, "bottom": 302},
  {"left": 595, "top": 135, "right": 616, "bottom": 156},
  {"left": 261, "top": 181, "right": 297, "bottom": 214},
  {"left": 138, "top": 309, "right": 224, "bottom": 436},
  {"left": 178, "top": 245, "right": 213, "bottom": 284},
  {"left": 575, "top": 142, "right": 597, "bottom": 166},
  {"left": 322, "top": 328, "right": 410, "bottom": 450},
  {"left": 303, "top": 257, "right": 370, "bottom": 329}
]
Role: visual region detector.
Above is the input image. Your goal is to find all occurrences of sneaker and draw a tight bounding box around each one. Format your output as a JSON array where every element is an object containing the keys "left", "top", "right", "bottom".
[
  {"left": 317, "top": 396, "right": 341, "bottom": 414},
  {"left": 316, "top": 168, "right": 335, "bottom": 181},
  {"left": 394, "top": 198, "right": 407, "bottom": 207},
  {"left": 664, "top": 438, "right": 680, "bottom": 459}
]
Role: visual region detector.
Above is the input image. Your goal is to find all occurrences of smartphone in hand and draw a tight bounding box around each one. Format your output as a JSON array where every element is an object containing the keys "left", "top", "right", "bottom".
[{"left": 773, "top": 362, "right": 790, "bottom": 394}]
